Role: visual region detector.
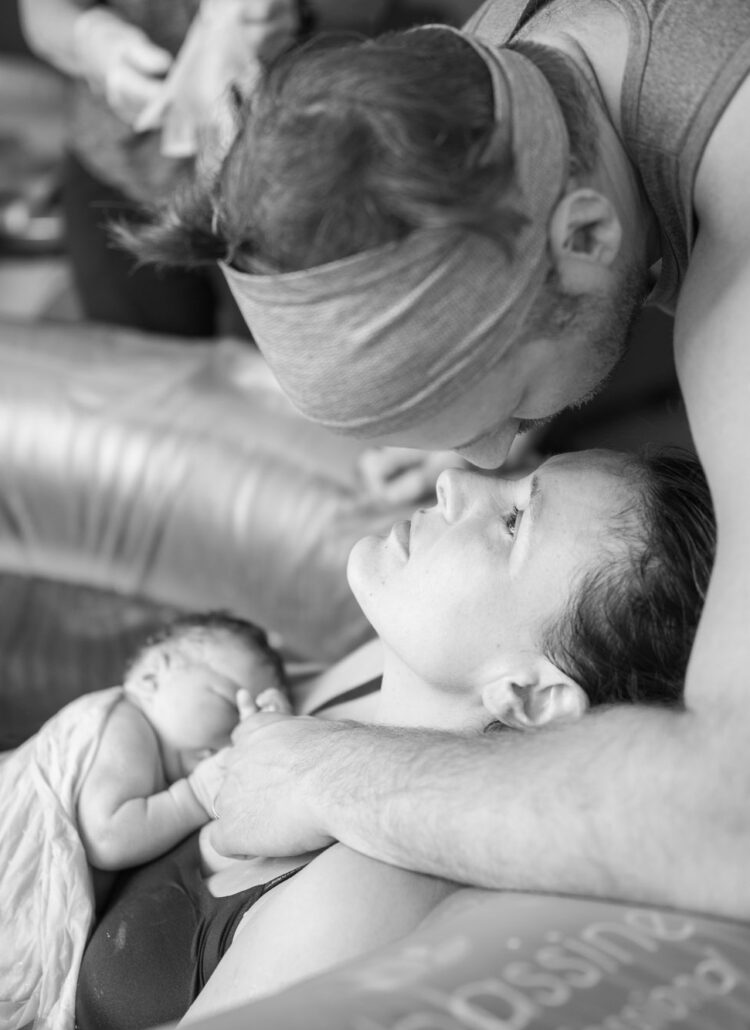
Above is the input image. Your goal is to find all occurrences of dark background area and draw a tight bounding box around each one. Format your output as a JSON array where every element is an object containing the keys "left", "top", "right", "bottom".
[{"left": 1, "top": 1, "right": 33, "bottom": 56}]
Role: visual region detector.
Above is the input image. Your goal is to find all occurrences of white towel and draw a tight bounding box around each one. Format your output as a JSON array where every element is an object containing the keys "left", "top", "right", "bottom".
[{"left": 0, "top": 687, "right": 123, "bottom": 1030}]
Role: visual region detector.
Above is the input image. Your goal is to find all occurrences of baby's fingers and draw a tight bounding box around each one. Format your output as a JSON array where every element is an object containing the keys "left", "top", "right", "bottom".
[
  {"left": 256, "top": 687, "right": 292, "bottom": 714},
  {"left": 236, "top": 688, "right": 257, "bottom": 721}
]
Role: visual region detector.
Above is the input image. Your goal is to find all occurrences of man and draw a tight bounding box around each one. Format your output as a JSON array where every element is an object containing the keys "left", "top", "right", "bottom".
[{"left": 142, "top": 0, "right": 750, "bottom": 915}]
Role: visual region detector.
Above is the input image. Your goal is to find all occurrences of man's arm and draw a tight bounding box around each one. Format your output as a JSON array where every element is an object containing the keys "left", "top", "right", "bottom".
[
  {"left": 211, "top": 704, "right": 749, "bottom": 917},
  {"left": 671, "top": 70, "right": 750, "bottom": 715}
]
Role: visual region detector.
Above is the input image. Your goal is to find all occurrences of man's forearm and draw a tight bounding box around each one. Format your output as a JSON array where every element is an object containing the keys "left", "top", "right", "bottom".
[{"left": 305, "top": 709, "right": 749, "bottom": 917}]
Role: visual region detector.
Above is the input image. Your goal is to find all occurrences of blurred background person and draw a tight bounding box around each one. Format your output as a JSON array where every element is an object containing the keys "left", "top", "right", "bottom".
[{"left": 16, "top": 0, "right": 398, "bottom": 338}]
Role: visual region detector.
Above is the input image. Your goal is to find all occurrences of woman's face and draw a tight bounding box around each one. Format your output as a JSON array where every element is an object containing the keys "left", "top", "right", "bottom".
[{"left": 347, "top": 450, "right": 638, "bottom": 692}]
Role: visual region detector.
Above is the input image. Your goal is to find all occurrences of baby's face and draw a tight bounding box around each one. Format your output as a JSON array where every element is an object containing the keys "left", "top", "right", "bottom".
[{"left": 138, "top": 633, "right": 282, "bottom": 775}]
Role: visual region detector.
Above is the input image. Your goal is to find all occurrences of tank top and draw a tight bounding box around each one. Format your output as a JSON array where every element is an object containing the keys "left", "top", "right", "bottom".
[{"left": 464, "top": 0, "right": 750, "bottom": 312}]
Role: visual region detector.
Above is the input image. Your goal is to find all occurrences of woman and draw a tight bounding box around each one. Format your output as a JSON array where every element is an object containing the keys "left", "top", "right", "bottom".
[{"left": 75, "top": 447, "right": 715, "bottom": 1029}]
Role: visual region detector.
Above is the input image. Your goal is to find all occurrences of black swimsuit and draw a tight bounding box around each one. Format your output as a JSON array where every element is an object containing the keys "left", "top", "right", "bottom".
[
  {"left": 75, "top": 833, "right": 301, "bottom": 1030},
  {"left": 75, "top": 676, "right": 382, "bottom": 1030}
]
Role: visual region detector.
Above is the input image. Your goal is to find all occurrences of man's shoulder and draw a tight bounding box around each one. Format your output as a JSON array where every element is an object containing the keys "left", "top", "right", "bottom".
[
  {"left": 694, "top": 72, "right": 750, "bottom": 246},
  {"left": 462, "top": 0, "right": 580, "bottom": 40}
]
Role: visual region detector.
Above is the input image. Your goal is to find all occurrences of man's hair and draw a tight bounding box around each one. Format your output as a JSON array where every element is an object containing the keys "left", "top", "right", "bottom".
[
  {"left": 129, "top": 610, "right": 287, "bottom": 687},
  {"left": 121, "top": 30, "right": 597, "bottom": 274},
  {"left": 544, "top": 449, "right": 716, "bottom": 709}
]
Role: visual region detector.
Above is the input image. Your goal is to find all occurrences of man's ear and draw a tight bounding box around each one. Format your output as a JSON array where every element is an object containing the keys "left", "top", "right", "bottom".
[
  {"left": 482, "top": 655, "right": 589, "bottom": 730},
  {"left": 548, "top": 187, "right": 622, "bottom": 294}
]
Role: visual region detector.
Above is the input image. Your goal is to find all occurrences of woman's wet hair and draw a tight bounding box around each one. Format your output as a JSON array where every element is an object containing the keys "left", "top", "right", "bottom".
[
  {"left": 543, "top": 448, "right": 716, "bottom": 709},
  {"left": 118, "top": 29, "right": 596, "bottom": 274}
]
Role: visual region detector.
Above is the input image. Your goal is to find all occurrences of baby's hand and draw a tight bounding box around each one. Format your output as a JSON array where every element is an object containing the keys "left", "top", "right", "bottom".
[
  {"left": 237, "top": 687, "right": 292, "bottom": 721},
  {"left": 232, "top": 692, "right": 294, "bottom": 748},
  {"left": 187, "top": 748, "right": 231, "bottom": 817}
]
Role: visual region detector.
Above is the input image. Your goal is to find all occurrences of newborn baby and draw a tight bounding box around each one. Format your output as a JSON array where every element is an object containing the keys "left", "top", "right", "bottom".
[{"left": 0, "top": 610, "right": 287, "bottom": 1030}]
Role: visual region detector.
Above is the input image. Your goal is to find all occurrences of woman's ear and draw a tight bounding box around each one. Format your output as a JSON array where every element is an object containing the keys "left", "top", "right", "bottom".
[
  {"left": 548, "top": 187, "right": 622, "bottom": 294},
  {"left": 482, "top": 656, "right": 589, "bottom": 730}
]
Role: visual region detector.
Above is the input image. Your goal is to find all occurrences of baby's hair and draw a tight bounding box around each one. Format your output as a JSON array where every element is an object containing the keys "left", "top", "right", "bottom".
[
  {"left": 544, "top": 448, "right": 716, "bottom": 709},
  {"left": 128, "top": 610, "right": 287, "bottom": 688}
]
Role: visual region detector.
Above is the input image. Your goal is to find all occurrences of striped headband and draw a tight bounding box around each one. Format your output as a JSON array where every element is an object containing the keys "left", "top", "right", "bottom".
[{"left": 222, "top": 27, "right": 570, "bottom": 435}]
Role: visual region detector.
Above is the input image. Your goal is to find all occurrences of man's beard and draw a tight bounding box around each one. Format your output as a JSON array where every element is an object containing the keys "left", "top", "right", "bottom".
[{"left": 521, "top": 261, "right": 651, "bottom": 425}]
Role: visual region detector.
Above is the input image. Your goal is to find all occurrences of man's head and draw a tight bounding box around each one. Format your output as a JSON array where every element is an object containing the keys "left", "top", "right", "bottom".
[{"left": 127, "top": 27, "right": 653, "bottom": 465}]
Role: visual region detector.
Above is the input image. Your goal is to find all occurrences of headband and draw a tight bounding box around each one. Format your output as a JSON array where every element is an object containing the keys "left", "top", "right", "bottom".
[{"left": 221, "top": 27, "right": 570, "bottom": 436}]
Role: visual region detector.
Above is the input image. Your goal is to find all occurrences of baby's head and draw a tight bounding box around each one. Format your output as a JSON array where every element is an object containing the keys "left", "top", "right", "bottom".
[{"left": 124, "top": 611, "right": 286, "bottom": 773}]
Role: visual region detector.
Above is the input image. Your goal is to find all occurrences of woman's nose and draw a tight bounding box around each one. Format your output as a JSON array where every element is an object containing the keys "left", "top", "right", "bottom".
[{"left": 436, "top": 468, "right": 479, "bottom": 522}]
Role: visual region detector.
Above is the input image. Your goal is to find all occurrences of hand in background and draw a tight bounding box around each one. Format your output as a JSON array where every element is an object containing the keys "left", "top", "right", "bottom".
[
  {"left": 356, "top": 447, "right": 468, "bottom": 506},
  {"left": 135, "top": 0, "right": 298, "bottom": 158},
  {"left": 73, "top": 8, "right": 173, "bottom": 126},
  {"left": 356, "top": 428, "right": 549, "bottom": 505}
]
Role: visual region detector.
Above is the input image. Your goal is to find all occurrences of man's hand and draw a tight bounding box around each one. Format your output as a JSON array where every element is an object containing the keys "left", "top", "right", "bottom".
[{"left": 209, "top": 712, "right": 341, "bottom": 858}]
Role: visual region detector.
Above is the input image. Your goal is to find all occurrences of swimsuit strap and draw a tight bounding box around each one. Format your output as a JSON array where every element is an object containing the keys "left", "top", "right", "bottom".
[{"left": 307, "top": 676, "right": 382, "bottom": 717}]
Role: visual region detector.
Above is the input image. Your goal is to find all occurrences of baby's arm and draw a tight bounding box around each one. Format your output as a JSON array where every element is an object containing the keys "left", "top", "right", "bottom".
[{"left": 77, "top": 700, "right": 210, "bottom": 870}]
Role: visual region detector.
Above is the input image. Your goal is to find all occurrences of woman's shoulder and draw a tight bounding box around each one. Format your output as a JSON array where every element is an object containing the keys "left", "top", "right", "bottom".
[
  {"left": 189, "top": 843, "right": 459, "bottom": 1015},
  {"left": 240, "top": 842, "right": 460, "bottom": 962},
  {"left": 293, "top": 843, "right": 457, "bottom": 905}
]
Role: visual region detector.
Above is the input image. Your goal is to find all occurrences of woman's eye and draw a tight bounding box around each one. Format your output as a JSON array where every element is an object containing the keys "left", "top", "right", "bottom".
[{"left": 505, "top": 506, "right": 520, "bottom": 537}]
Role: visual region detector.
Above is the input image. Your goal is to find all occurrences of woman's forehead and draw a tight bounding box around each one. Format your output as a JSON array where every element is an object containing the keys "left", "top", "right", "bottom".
[
  {"left": 533, "top": 451, "right": 638, "bottom": 526},
  {"left": 538, "top": 448, "right": 632, "bottom": 480}
]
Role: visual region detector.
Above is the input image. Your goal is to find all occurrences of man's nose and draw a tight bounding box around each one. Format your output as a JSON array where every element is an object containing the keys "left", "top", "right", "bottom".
[{"left": 454, "top": 421, "right": 519, "bottom": 469}]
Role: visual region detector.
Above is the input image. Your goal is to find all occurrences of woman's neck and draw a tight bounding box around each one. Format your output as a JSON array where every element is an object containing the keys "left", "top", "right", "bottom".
[{"left": 375, "top": 650, "right": 488, "bottom": 733}]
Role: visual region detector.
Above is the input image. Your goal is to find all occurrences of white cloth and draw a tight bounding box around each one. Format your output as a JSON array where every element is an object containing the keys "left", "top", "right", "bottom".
[
  {"left": 135, "top": 0, "right": 260, "bottom": 158},
  {"left": 0, "top": 687, "right": 123, "bottom": 1030}
]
